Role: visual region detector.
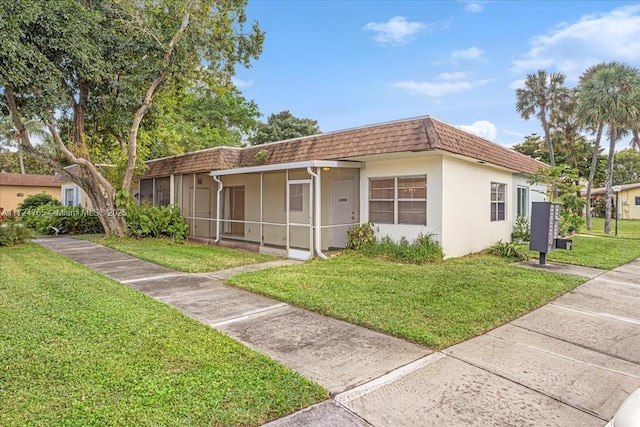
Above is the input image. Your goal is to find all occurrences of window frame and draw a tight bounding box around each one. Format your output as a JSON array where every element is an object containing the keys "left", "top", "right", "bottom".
[
  {"left": 516, "top": 186, "right": 529, "bottom": 217},
  {"left": 635, "top": 196, "right": 640, "bottom": 206},
  {"left": 288, "top": 183, "right": 304, "bottom": 212},
  {"left": 368, "top": 175, "right": 427, "bottom": 225},
  {"left": 491, "top": 182, "right": 507, "bottom": 222}
]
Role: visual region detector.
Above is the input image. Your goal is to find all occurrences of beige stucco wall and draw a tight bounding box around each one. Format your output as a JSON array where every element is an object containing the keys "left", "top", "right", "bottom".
[
  {"left": 619, "top": 187, "right": 640, "bottom": 220},
  {"left": 0, "top": 185, "right": 61, "bottom": 212},
  {"left": 359, "top": 154, "right": 444, "bottom": 248},
  {"left": 440, "top": 157, "right": 517, "bottom": 257}
]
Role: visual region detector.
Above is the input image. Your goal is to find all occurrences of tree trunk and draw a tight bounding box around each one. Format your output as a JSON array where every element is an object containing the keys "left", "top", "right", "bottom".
[
  {"left": 540, "top": 113, "right": 558, "bottom": 198},
  {"left": 18, "top": 147, "right": 25, "bottom": 174},
  {"left": 604, "top": 128, "right": 617, "bottom": 235},
  {"left": 585, "top": 123, "right": 603, "bottom": 230},
  {"left": 80, "top": 169, "right": 127, "bottom": 236}
]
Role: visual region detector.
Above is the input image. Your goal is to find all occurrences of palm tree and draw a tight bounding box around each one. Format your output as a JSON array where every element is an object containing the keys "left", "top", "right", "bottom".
[
  {"left": 516, "top": 70, "right": 569, "bottom": 170},
  {"left": 577, "top": 61, "right": 640, "bottom": 234},
  {"left": 0, "top": 114, "right": 48, "bottom": 174}
]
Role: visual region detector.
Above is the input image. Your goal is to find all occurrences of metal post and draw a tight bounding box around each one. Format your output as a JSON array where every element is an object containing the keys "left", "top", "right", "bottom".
[{"left": 539, "top": 252, "right": 547, "bottom": 265}]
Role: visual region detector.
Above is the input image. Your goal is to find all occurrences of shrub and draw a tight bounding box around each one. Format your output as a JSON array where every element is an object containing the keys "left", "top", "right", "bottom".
[
  {"left": 17, "top": 193, "right": 61, "bottom": 211},
  {"left": 359, "top": 233, "right": 444, "bottom": 264},
  {"left": 126, "top": 204, "right": 189, "bottom": 240},
  {"left": 20, "top": 204, "right": 104, "bottom": 235},
  {"left": 483, "top": 240, "right": 529, "bottom": 261},
  {"left": 0, "top": 222, "right": 33, "bottom": 246},
  {"left": 345, "top": 222, "right": 375, "bottom": 250},
  {"left": 512, "top": 216, "right": 531, "bottom": 242}
]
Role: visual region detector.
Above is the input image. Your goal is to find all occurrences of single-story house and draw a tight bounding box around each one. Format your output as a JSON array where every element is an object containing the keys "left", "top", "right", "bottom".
[
  {"left": 0, "top": 173, "right": 61, "bottom": 213},
  {"left": 137, "top": 116, "right": 548, "bottom": 259},
  {"left": 582, "top": 182, "right": 640, "bottom": 220}
]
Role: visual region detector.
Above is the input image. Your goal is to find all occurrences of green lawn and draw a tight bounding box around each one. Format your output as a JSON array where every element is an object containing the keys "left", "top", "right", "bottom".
[
  {"left": 581, "top": 218, "right": 640, "bottom": 239},
  {"left": 518, "top": 235, "right": 640, "bottom": 270},
  {"left": 80, "top": 235, "right": 275, "bottom": 272},
  {"left": 0, "top": 244, "right": 326, "bottom": 427},
  {"left": 227, "top": 253, "right": 585, "bottom": 349}
]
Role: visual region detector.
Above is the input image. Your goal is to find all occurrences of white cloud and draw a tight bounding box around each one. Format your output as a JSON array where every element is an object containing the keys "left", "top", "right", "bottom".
[
  {"left": 363, "top": 16, "right": 434, "bottom": 46},
  {"left": 511, "top": 5, "right": 640, "bottom": 78},
  {"left": 508, "top": 79, "right": 525, "bottom": 90},
  {"left": 392, "top": 77, "right": 491, "bottom": 97},
  {"left": 436, "top": 72, "right": 468, "bottom": 81},
  {"left": 463, "top": 1, "right": 486, "bottom": 13},
  {"left": 232, "top": 77, "right": 254, "bottom": 88},
  {"left": 451, "top": 47, "right": 484, "bottom": 61},
  {"left": 457, "top": 121, "right": 497, "bottom": 141}
]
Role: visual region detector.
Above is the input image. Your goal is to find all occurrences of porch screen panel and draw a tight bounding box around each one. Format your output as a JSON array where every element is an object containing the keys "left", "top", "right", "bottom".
[
  {"left": 369, "top": 178, "right": 394, "bottom": 224},
  {"left": 139, "top": 179, "right": 153, "bottom": 205},
  {"left": 155, "top": 177, "right": 171, "bottom": 206}
]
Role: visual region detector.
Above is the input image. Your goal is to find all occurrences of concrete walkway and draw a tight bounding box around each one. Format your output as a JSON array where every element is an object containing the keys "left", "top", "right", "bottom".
[{"left": 35, "top": 237, "right": 640, "bottom": 426}]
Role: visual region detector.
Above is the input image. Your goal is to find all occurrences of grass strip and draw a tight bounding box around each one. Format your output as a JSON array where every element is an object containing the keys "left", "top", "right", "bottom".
[
  {"left": 228, "top": 253, "right": 585, "bottom": 350},
  {"left": 518, "top": 235, "right": 640, "bottom": 269},
  {"left": 0, "top": 244, "right": 326, "bottom": 427},
  {"left": 79, "top": 235, "right": 275, "bottom": 272}
]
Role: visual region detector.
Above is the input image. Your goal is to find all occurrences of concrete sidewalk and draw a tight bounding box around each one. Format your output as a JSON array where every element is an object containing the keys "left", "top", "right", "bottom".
[{"left": 36, "top": 237, "right": 640, "bottom": 426}]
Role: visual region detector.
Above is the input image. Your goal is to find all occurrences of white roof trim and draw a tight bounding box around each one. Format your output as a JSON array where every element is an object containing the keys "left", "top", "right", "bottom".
[{"left": 210, "top": 160, "right": 363, "bottom": 176}]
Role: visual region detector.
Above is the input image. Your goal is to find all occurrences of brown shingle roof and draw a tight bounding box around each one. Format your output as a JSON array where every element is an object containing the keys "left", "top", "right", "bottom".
[
  {"left": 0, "top": 173, "right": 60, "bottom": 187},
  {"left": 139, "top": 116, "right": 547, "bottom": 178}
]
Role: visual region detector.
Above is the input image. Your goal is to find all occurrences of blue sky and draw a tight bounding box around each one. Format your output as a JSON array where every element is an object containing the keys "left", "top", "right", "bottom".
[{"left": 234, "top": 1, "right": 640, "bottom": 148}]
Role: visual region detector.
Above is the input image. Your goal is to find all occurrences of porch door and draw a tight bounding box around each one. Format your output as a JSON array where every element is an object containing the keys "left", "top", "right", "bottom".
[
  {"left": 287, "top": 180, "right": 312, "bottom": 260},
  {"left": 330, "top": 178, "right": 355, "bottom": 248},
  {"left": 223, "top": 186, "right": 245, "bottom": 236},
  {"left": 189, "top": 187, "right": 211, "bottom": 237}
]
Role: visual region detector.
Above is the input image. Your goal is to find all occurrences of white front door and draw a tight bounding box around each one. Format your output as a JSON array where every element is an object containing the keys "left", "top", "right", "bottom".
[{"left": 330, "top": 178, "right": 355, "bottom": 248}]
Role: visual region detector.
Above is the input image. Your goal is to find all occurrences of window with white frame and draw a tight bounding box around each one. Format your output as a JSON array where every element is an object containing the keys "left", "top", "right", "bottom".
[
  {"left": 64, "top": 188, "right": 76, "bottom": 207},
  {"left": 491, "top": 182, "right": 506, "bottom": 221},
  {"left": 517, "top": 186, "right": 529, "bottom": 217},
  {"left": 369, "top": 176, "right": 427, "bottom": 225}
]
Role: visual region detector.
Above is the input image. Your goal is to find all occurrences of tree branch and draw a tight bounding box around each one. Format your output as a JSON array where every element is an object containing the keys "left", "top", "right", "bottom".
[{"left": 122, "top": 8, "right": 192, "bottom": 190}]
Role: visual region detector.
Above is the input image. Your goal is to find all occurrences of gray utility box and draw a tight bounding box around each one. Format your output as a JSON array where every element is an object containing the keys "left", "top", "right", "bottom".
[{"left": 530, "top": 202, "right": 571, "bottom": 264}]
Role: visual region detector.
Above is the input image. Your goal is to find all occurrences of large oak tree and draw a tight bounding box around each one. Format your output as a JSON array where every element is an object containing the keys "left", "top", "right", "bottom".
[{"left": 0, "top": 0, "right": 263, "bottom": 235}]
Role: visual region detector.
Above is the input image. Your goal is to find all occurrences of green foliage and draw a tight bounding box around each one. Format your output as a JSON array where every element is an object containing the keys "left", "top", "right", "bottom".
[
  {"left": 17, "top": 192, "right": 60, "bottom": 211},
  {"left": 20, "top": 204, "right": 103, "bottom": 235},
  {"left": 125, "top": 204, "right": 189, "bottom": 240},
  {"left": 512, "top": 215, "right": 531, "bottom": 242},
  {"left": 140, "top": 86, "right": 261, "bottom": 160},
  {"left": 357, "top": 234, "right": 444, "bottom": 264},
  {"left": 345, "top": 222, "right": 376, "bottom": 250},
  {"left": 528, "top": 165, "right": 585, "bottom": 235},
  {"left": 254, "top": 148, "right": 269, "bottom": 164},
  {"left": 250, "top": 110, "right": 320, "bottom": 145},
  {"left": 484, "top": 240, "right": 529, "bottom": 261},
  {"left": 613, "top": 149, "right": 640, "bottom": 184},
  {"left": 0, "top": 221, "right": 33, "bottom": 246}
]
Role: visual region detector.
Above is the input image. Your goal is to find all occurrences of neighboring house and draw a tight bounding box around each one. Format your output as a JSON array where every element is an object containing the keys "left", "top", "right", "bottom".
[
  {"left": 137, "top": 116, "right": 548, "bottom": 259},
  {"left": 57, "top": 165, "right": 140, "bottom": 209},
  {"left": 582, "top": 182, "right": 640, "bottom": 220},
  {"left": 57, "top": 165, "right": 92, "bottom": 208},
  {"left": 0, "top": 173, "right": 61, "bottom": 212}
]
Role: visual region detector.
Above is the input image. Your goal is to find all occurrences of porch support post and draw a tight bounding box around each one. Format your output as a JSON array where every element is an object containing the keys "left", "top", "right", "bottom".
[
  {"left": 307, "top": 167, "right": 327, "bottom": 259},
  {"left": 191, "top": 174, "right": 196, "bottom": 235},
  {"left": 169, "top": 174, "right": 175, "bottom": 205},
  {"left": 285, "top": 169, "right": 290, "bottom": 251},
  {"left": 213, "top": 175, "right": 223, "bottom": 242},
  {"left": 259, "top": 173, "right": 263, "bottom": 246}
]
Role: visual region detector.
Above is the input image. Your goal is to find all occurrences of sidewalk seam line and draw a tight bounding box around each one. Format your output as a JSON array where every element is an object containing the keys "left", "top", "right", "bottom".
[
  {"left": 210, "top": 303, "right": 289, "bottom": 327},
  {"left": 334, "top": 352, "right": 446, "bottom": 404}
]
